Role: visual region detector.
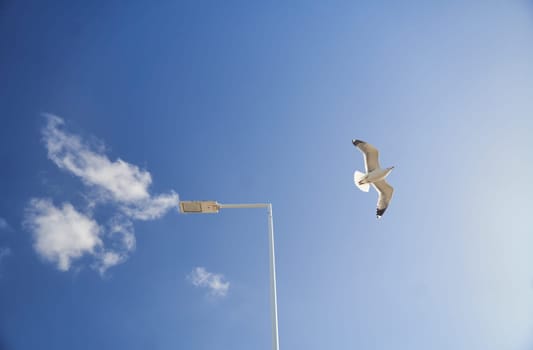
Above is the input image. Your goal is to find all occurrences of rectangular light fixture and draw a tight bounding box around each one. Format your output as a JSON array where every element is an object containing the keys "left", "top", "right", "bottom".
[{"left": 179, "top": 201, "right": 220, "bottom": 214}]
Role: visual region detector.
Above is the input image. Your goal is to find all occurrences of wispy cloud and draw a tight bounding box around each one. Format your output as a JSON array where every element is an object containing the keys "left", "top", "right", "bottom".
[
  {"left": 0, "top": 247, "right": 10, "bottom": 262},
  {"left": 0, "top": 246, "right": 11, "bottom": 276},
  {"left": 94, "top": 216, "right": 136, "bottom": 274},
  {"left": 42, "top": 114, "right": 179, "bottom": 219},
  {"left": 0, "top": 217, "right": 9, "bottom": 231},
  {"left": 188, "top": 267, "right": 230, "bottom": 298},
  {"left": 0, "top": 219, "right": 11, "bottom": 273},
  {"left": 24, "top": 115, "right": 179, "bottom": 273}
]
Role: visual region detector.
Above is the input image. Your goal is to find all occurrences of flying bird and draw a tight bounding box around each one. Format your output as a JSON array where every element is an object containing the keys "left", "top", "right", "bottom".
[{"left": 352, "top": 139, "right": 395, "bottom": 218}]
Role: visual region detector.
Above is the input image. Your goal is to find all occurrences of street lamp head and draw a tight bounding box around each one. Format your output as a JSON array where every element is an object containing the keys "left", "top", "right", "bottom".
[{"left": 179, "top": 200, "right": 220, "bottom": 214}]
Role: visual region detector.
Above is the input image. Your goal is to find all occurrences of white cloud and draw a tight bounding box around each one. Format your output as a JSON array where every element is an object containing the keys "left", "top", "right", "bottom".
[
  {"left": 188, "top": 267, "right": 230, "bottom": 297},
  {"left": 42, "top": 114, "right": 179, "bottom": 219},
  {"left": 0, "top": 247, "right": 11, "bottom": 275},
  {"left": 93, "top": 216, "right": 136, "bottom": 275},
  {"left": 108, "top": 216, "right": 136, "bottom": 252},
  {"left": 25, "top": 199, "right": 103, "bottom": 271},
  {"left": 121, "top": 192, "right": 180, "bottom": 220},
  {"left": 96, "top": 251, "right": 124, "bottom": 275},
  {"left": 0, "top": 247, "right": 10, "bottom": 262},
  {"left": 24, "top": 199, "right": 137, "bottom": 273},
  {"left": 0, "top": 217, "right": 9, "bottom": 230},
  {"left": 25, "top": 115, "right": 180, "bottom": 274},
  {"left": 0, "top": 220, "right": 12, "bottom": 271}
]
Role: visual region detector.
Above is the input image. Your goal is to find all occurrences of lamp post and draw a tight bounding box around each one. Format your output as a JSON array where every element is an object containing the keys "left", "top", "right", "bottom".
[{"left": 179, "top": 200, "right": 280, "bottom": 350}]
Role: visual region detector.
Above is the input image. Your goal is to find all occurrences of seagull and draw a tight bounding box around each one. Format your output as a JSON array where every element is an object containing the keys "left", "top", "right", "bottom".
[{"left": 352, "top": 139, "right": 395, "bottom": 218}]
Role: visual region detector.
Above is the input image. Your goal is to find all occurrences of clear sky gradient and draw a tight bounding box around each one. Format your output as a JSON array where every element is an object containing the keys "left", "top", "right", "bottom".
[{"left": 1, "top": 1, "right": 533, "bottom": 349}]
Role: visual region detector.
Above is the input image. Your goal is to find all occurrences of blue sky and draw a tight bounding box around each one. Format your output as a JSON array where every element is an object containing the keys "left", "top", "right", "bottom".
[{"left": 1, "top": 1, "right": 533, "bottom": 349}]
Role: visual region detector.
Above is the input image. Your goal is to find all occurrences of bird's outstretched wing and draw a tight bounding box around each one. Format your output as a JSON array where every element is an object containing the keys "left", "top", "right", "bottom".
[
  {"left": 372, "top": 180, "right": 394, "bottom": 218},
  {"left": 352, "top": 139, "right": 380, "bottom": 172}
]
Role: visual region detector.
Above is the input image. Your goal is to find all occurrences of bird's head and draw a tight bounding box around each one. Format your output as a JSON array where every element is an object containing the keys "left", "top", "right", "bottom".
[{"left": 352, "top": 139, "right": 362, "bottom": 147}]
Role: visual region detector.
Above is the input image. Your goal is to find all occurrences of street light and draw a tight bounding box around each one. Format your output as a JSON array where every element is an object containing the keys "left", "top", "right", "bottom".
[{"left": 179, "top": 200, "right": 280, "bottom": 350}]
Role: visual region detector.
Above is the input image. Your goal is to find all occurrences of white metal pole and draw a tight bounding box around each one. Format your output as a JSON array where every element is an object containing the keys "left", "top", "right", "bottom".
[
  {"left": 218, "top": 202, "right": 280, "bottom": 350},
  {"left": 267, "top": 204, "right": 280, "bottom": 350}
]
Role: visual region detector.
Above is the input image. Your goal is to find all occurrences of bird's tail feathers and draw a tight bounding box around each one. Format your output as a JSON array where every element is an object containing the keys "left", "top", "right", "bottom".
[{"left": 354, "top": 171, "right": 370, "bottom": 192}]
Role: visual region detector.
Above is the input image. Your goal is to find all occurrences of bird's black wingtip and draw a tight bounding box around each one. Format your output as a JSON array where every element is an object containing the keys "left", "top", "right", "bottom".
[
  {"left": 376, "top": 208, "right": 386, "bottom": 218},
  {"left": 352, "top": 139, "right": 364, "bottom": 146}
]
